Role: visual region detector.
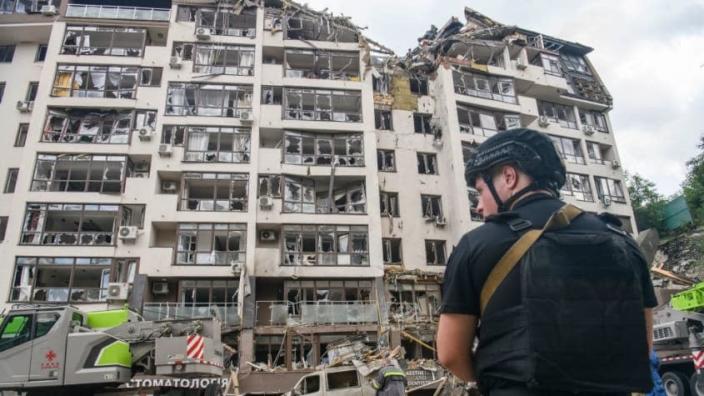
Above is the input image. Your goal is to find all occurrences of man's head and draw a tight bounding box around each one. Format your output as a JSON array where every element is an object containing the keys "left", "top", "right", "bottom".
[{"left": 466, "top": 128, "right": 566, "bottom": 217}]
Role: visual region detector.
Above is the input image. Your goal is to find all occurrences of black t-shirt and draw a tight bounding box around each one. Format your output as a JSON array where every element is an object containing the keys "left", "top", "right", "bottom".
[{"left": 440, "top": 194, "right": 658, "bottom": 317}]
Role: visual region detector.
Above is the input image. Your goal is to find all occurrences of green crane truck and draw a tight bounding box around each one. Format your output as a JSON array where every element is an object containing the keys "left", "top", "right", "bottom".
[{"left": 0, "top": 305, "right": 225, "bottom": 396}]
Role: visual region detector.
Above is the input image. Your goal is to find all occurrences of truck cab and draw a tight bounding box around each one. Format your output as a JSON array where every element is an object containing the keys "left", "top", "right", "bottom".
[{"left": 286, "top": 366, "right": 376, "bottom": 396}]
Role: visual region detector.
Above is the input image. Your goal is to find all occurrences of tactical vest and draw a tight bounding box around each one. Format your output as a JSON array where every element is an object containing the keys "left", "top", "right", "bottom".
[{"left": 475, "top": 205, "right": 652, "bottom": 393}]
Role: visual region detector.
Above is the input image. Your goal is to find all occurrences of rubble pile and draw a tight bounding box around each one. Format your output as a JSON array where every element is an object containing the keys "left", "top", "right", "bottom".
[{"left": 653, "top": 229, "right": 704, "bottom": 287}]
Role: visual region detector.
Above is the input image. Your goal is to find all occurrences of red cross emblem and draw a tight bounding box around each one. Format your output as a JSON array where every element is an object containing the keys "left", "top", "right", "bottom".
[{"left": 45, "top": 350, "right": 56, "bottom": 362}]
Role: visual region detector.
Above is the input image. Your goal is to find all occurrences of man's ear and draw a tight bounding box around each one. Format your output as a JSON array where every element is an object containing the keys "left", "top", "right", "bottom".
[{"left": 501, "top": 165, "right": 519, "bottom": 189}]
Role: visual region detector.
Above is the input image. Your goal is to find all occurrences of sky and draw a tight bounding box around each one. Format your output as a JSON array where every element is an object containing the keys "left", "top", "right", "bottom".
[{"left": 304, "top": 0, "right": 704, "bottom": 196}]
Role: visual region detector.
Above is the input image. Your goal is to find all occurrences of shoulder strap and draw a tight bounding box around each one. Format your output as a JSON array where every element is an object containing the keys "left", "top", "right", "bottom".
[{"left": 479, "top": 204, "right": 583, "bottom": 315}]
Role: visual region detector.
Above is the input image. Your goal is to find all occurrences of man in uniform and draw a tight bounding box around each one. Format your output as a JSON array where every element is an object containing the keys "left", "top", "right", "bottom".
[
  {"left": 436, "top": 128, "right": 657, "bottom": 395},
  {"left": 370, "top": 360, "right": 406, "bottom": 396}
]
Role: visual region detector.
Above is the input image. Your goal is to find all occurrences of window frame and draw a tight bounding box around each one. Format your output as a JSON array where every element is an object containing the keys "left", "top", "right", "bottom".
[
  {"left": 282, "top": 224, "right": 369, "bottom": 267},
  {"left": 538, "top": 100, "right": 578, "bottom": 129},
  {"left": 594, "top": 177, "right": 626, "bottom": 204},
  {"left": 179, "top": 172, "right": 249, "bottom": 212},
  {"left": 60, "top": 26, "right": 147, "bottom": 57},
  {"left": 35, "top": 44, "right": 48, "bottom": 62},
  {"left": 30, "top": 153, "right": 127, "bottom": 194},
  {"left": 420, "top": 194, "right": 443, "bottom": 219},
  {"left": 457, "top": 104, "right": 521, "bottom": 137},
  {"left": 425, "top": 240, "right": 446, "bottom": 266},
  {"left": 0, "top": 45, "right": 15, "bottom": 63},
  {"left": 14, "top": 123, "right": 29, "bottom": 147},
  {"left": 377, "top": 150, "right": 396, "bottom": 172},
  {"left": 560, "top": 173, "right": 594, "bottom": 202},
  {"left": 173, "top": 42, "right": 255, "bottom": 77},
  {"left": 283, "top": 131, "right": 364, "bottom": 167},
  {"left": 417, "top": 152, "right": 438, "bottom": 175},
  {"left": 550, "top": 135, "right": 585, "bottom": 165},
  {"left": 183, "top": 126, "right": 251, "bottom": 163},
  {"left": 20, "top": 203, "right": 124, "bottom": 246},
  {"left": 41, "top": 108, "right": 155, "bottom": 144},
  {"left": 283, "top": 48, "right": 360, "bottom": 80},
  {"left": 4, "top": 168, "right": 18, "bottom": 193},
  {"left": 452, "top": 68, "right": 517, "bottom": 104},
  {"left": 382, "top": 238, "right": 402, "bottom": 265},
  {"left": 175, "top": 223, "right": 247, "bottom": 266},
  {"left": 283, "top": 87, "right": 362, "bottom": 123},
  {"left": 379, "top": 191, "right": 400, "bottom": 218},
  {"left": 374, "top": 108, "right": 393, "bottom": 130},
  {"left": 166, "top": 82, "right": 253, "bottom": 118}
]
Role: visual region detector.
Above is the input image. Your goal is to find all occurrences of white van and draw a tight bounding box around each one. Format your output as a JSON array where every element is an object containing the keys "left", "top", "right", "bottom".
[{"left": 285, "top": 366, "right": 376, "bottom": 396}]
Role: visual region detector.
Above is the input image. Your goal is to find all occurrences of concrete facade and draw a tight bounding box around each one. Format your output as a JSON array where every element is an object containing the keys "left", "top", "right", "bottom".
[{"left": 0, "top": 0, "right": 636, "bottom": 382}]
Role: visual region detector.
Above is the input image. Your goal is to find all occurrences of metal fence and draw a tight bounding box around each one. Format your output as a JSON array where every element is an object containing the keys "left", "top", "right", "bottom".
[
  {"left": 142, "top": 302, "right": 239, "bottom": 326},
  {"left": 66, "top": 4, "right": 170, "bottom": 21}
]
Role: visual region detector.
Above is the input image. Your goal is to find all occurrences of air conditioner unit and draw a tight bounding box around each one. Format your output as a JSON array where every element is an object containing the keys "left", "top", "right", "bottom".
[
  {"left": 169, "top": 56, "right": 182, "bottom": 69},
  {"left": 161, "top": 181, "right": 178, "bottom": 193},
  {"left": 133, "top": 172, "right": 149, "bottom": 178},
  {"left": 230, "top": 262, "right": 242, "bottom": 275},
  {"left": 118, "top": 226, "right": 138, "bottom": 241},
  {"left": 40, "top": 4, "right": 57, "bottom": 15},
  {"left": 611, "top": 160, "right": 621, "bottom": 169},
  {"left": 538, "top": 116, "right": 550, "bottom": 128},
  {"left": 259, "top": 195, "right": 274, "bottom": 209},
  {"left": 16, "top": 101, "right": 32, "bottom": 113},
  {"left": 259, "top": 230, "right": 277, "bottom": 242},
  {"left": 107, "top": 282, "right": 130, "bottom": 301},
  {"left": 432, "top": 138, "right": 443, "bottom": 148},
  {"left": 240, "top": 111, "right": 253, "bottom": 124},
  {"left": 137, "top": 128, "right": 154, "bottom": 142},
  {"left": 152, "top": 282, "right": 169, "bottom": 295},
  {"left": 196, "top": 27, "right": 212, "bottom": 40},
  {"left": 134, "top": 162, "right": 150, "bottom": 172},
  {"left": 158, "top": 144, "right": 173, "bottom": 157},
  {"left": 434, "top": 216, "right": 447, "bottom": 226},
  {"left": 516, "top": 58, "right": 528, "bottom": 70},
  {"left": 582, "top": 124, "right": 595, "bottom": 135},
  {"left": 601, "top": 196, "right": 612, "bottom": 207},
  {"left": 264, "top": 18, "right": 274, "bottom": 30}
]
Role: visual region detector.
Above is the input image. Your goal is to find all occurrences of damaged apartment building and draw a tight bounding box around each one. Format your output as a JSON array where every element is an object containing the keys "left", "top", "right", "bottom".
[{"left": 0, "top": 0, "right": 636, "bottom": 393}]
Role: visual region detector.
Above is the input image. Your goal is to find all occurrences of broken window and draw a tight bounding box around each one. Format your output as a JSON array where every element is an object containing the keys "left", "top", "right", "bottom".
[
  {"left": 421, "top": 195, "right": 443, "bottom": 219},
  {"left": 180, "top": 172, "right": 248, "bottom": 212},
  {"left": 4, "top": 168, "right": 18, "bottom": 193},
  {"left": 379, "top": 192, "right": 399, "bottom": 217},
  {"left": 283, "top": 88, "right": 362, "bottom": 122},
  {"left": 284, "top": 11, "right": 358, "bottom": 42},
  {"left": 425, "top": 240, "right": 446, "bottom": 266},
  {"left": 183, "top": 126, "right": 251, "bottom": 163},
  {"left": 535, "top": 53, "right": 561, "bottom": 76},
  {"left": 560, "top": 53, "right": 592, "bottom": 75},
  {"left": 195, "top": 7, "right": 257, "bottom": 38},
  {"left": 41, "top": 108, "right": 154, "bottom": 144},
  {"left": 468, "top": 188, "right": 482, "bottom": 221},
  {"left": 284, "top": 49, "right": 359, "bottom": 80},
  {"left": 61, "top": 26, "right": 146, "bottom": 57},
  {"left": 161, "top": 125, "right": 185, "bottom": 146},
  {"left": 0, "top": 0, "right": 56, "bottom": 14},
  {"left": 0, "top": 45, "right": 14, "bottom": 62},
  {"left": 14, "top": 123, "right": 29, "bottom": 147},
  {"left": 373, "top": 73, "right": 390, "bottom": 94},
  {"left": 9, "top": 257, "right": 114, "bottom": 303},
  {"left": 0, "top": 216, "right": 7, "bottom": 242},
  {"left": 20, "top": 203, "right": 121, "bottom": 246},
  {"left": 382, "top": 238, "right": 402, "bottom": 265},
  {"left": 389, "top": 282, "right": 441, "bottom": 321},
  {"left": 328, "top": 370, "right": 360, "bottom": 390},
  {"left": 261, "top": 86, "right": 282, "bottom": 104},
  {"left": 586, "top": 141, "right": 612, "bottom": 165},
  {"left": 258, "top": 175, "right": 282, "bottom": 198},
  {"left": 166, "top": 83, "right": 253, "bottom": 118},
  {"left": 461, "top": 142, "right": 478, "bottom": 168},
  {"left": 595, "top": 177, "right": 626, "bottom": 204},
  {"left": 282, "top": 225, "right": 369, "bottom": 266},
  {"left": 560, "top": 173, "right": 593, "bottom": 202},
  {"left": 579, "top": 109, "right": 609, "bottom": 133},
  {"left": 452, "top": 67, "right": 516, "bottom": 104},
  {"left": 173, "top": 42, "right": 255, "bottom": 76},
  {"left": 52, "top": 64, "right": 139, "bottom": 99},
  {"left": 539, "top": 100, "right": 577, "bottom": 129},
  {"left": 31, "top": 153, "right": 126, "bottom": 193},
  {"left": 283, "top": 131, "right": 363, "bottom": 166},
  {"left": 374, "top": 108, "right": 393, "bottom": 130},
  {"left": 283, "top": 176, "right": 366, "bottom": 214},
  {"left": 35, "top": 44, "right": 47, "bottom": 62},
  {"left": 176, "top": 223, "right": 246, "bottom": 266},
  {"left": 417, "top": 153, "right": 438, "bottom": 175},
  {"left": 550, "top": 135, "right": 585, "bottom": 165},
  {"left": 284, "top": 280, "right": 372, "bottom": 304},
  {"left": 178, "top": 279, "right": 238, "bottom": 307},
  {"left": 457, "top": 105, "right": 520, "bottom": 137},
  {"left": 377, "top": 150, "right": 396, "bottom": 172},
  {"left": 413, "top": 113, "right": 433, "bottom": 134},
  {"left": 409, "top": 75, "right": 428, "bottom": 95}
]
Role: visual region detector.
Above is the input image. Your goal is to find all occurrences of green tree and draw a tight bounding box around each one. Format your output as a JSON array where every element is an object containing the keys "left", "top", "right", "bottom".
[
  {"left": 683, "top": 137, "right": 704, "bottom": 224},
  {"left": 625, "top": 172, "right": 666, "bottom": 232}
]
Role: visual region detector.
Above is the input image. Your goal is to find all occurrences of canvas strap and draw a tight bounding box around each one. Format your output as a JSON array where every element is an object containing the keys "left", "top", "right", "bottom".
[{"left": 479, "top": 204, "right": 583, "bottom": 315}]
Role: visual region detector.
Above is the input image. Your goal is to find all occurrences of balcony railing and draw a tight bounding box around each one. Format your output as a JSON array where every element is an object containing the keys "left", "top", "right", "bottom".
[
  {"left": 142, "top": 302, "right": 240, "bottom": 326},
  {"left": 66, "top": 4, "right": 170, "bottom": 21},
  {"left": 256, "top": 300, "right": 378, "bottom": 326}
]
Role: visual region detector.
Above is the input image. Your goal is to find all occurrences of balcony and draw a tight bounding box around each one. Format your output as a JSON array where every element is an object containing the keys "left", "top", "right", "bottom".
[
  {"left": 142, "top": 302, "right": 240, "bottom": 326},
  {"left": 256, "top": 300, "right": 377, "bottom": 326},
  {"left": 66, "top": 4, "right": 170, "bottom": 22}
]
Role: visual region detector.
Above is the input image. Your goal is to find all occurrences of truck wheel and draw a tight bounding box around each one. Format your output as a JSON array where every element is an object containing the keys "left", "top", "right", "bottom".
[
  {"left": 691, "top": 373, "right": 704, "bottom": 396},
  {"left": 203, "top": 382, "right": 224, "bottom": 396},
  {"left": 663, "top": 371, "right": 692, "bottom": 396}
]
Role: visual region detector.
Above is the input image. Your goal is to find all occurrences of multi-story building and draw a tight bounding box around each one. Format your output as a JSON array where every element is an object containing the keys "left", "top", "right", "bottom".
[{"left": 0, "top": 0, "right": 636, "bottom": 392}]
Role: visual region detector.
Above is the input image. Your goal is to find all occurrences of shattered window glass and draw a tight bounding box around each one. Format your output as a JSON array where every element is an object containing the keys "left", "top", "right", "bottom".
[
  {"left": 413, "top": 113, "right": 432, "bottom": 134},
  {"left": 52, "top": 64, "right": 144, "bottom": 99},
  {"left": 174, "top": 42, "right": 255, "bottom": 76},
  {"left": 377, "top": 150, "right": 395, "bottom": 172},
  {"left": 184, "top": 126, "right": 250, "bottom": 163},
  {"left": 61, "top": 26, "right": 146, "bottom": 57},
  {"left": 579, "top": 109, "right": 609, "bottom": 133},
  {"left": 19, "top": 203, "right": 120, "bottom": 246},
  {"left": 283, "top": 176, "right": 366, "bottom": 214},
  {"left": 41, "top": 108, "right": 140, "bottom": 144},
  {"left": 258, "top": 175, "right": 282, "bottom": 198},
  {"left": 538, "top": 100, "right": 577, "bottom": 129},
  {"left": 560, "top": 173, "right": 594, "bottom": 202},
  {"left": 31, "top": 154, "right": 126, "bottom": 194},
  {"left": 417, "top": 153, "right": 438, "bottom": 175},
  {"left": 595, "top": 177, "right": 626, "bottom": 204},
  {"left": 284, "top": 12, "right": 358, "bottom": 42},
  {"left": 166, "top": 83, "right": 253, "bottom": 118},
  {"left": 382, "top": 238, "right": 402, "bottom": 264},
  {"left": 380, "top": 192, "right": 399, "bottom": 217},
  {"left": 550, "top": 135, "right": 585, "bottom": 165},
  {"left": 283, "top": 131, "right": 363, "bottom": 166},
  {"left": 425, "top": 240, "right": 446, "bottom": 266},
  {"left": 181, "top": 173, "right": 249, "bottom": 212},
  {"left": 282, "top": 225, "right": 368, "bottom": 266},
  {"left": 196, "top": 7, "right": 257, "bottom": 38},
  {"left": 283, "top": 88, "right": 362, "bottom": 122},
  {"left": 176, "top": 223, "right": 246, "bottom": 266},
  {"left": 421, "top": 195, "right": 443, "bottom": 219},
  {"left": 284, "top": 49, "right": 359, "bottom": 80},
  {"left": 453, "top": 67, "right": 517, "bottom": 104},
  {"left": 374, "top": 109, "right": 393, "bottom": 130}
]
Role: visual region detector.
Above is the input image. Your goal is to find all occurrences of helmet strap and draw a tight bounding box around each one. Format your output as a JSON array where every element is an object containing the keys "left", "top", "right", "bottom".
[
  {"left": 482, "top": 174, "right": 507, "bottom": 212},
  {"left": 483, "top": 173, "right": 550, "bottom": 213}
]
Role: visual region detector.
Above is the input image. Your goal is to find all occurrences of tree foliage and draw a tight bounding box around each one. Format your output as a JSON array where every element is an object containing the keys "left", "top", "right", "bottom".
[
  {"left": 625, "top": 172, "right": 666, "bottom": 233},
  {"left": 683, "top": 137, "right": 704, "bottom": 224}
]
